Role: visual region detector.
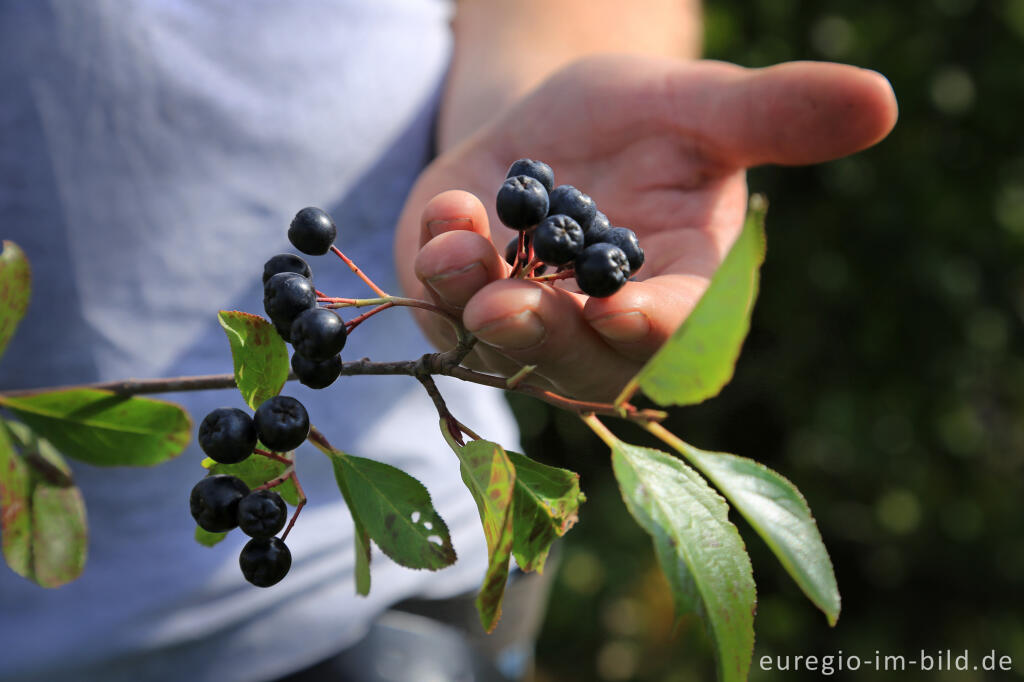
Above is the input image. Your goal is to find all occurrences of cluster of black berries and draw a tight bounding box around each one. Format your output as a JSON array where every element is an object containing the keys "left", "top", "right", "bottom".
[
  {"left": 496, "top": 159, "right": 644, "bottom": 297},
  {"left": 263, "top": 207, "right": 347, "bottom": 389},
  {"left": 189, "top": 396, "right": 310, "bottom": 587}
]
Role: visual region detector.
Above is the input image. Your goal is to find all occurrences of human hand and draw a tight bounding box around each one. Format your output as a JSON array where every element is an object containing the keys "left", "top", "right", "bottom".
[{"left": 395, "top": 55, "right": 897, "bottom": 401}]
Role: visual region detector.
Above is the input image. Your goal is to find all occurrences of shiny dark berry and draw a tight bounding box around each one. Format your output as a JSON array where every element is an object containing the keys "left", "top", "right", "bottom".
[
  {"left": 253, "top": 396, "right": 310, "bottom": 452},
  {"left": 575, "top": 243, "right": 631, "bottom": 298},
  {"left": 198, "top": 407, "right": 257, "bottom": 464},
  {"left": 601, "top": 227, "right": 645, "bottom": 273},
  {"left": 289, "top": 207, "right": 337, "bottom": 256},
  {"left": 190, "top": 475, "right": 250, "bottom": 533},
  {"left": 264, "top": 272, "right": 317, "bottom": 341},
  {"left": 262, "top": 253, "right": 312, "bottom": 285},
  {"left": 237, "top": 490, "right": 287, "bottom": 539},
  {"left": 506, "top": 159, "right": 554, "bottom": 193},
  {"left": 547, "top": 185, "right": 597, "bottom": 233},
  {"left": 291, "top": 351, "right": 342, "bottom": 389},
  {"left": 289, "top": 308, "right": 347, "bottom": 362},
  {"left": 532, "top": 215, "right": 585, "bottom": 266},
  {"left": 496, "top": 175, "right": 549, "bottom": 231},
  {"left": 239, "top": 537, "right": 292, "bottom": 587}
]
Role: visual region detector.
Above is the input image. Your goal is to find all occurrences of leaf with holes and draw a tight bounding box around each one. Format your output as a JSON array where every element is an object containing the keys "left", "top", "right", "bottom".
[
  {"left": 218, "top": 310, "right": 290, "bottom": 410},
  {"left": 611, "top": 439, "right": 756, "bottom": 682},
  {"left": 506, "top": 451, "right": 584, "bottom": 573},
  {"left": 0, "top": 421, "right": 88, "bottom": 588},
  {"left": 628, "top": 196, "right": 767, "bottom": 407},
  {"left": 330, "top": 450, "right": 455, "bottom": 571},
  {"left": 0, "top": 389, "right": 190, "bottom": 467},
  {"left": 0, "top": 241, "right": 31, "bottom": 361},
  {"left": 441, "top": 425, "right": 516, "bottom": 633}
]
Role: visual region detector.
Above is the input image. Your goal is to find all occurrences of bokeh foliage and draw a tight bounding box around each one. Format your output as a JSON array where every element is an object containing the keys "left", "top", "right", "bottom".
[{"left": 521, "top": 1, "right": 1024, "bottom": 679}]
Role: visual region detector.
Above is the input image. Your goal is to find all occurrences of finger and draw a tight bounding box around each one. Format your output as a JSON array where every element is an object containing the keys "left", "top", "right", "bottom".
[
  {"left": 691, "top": 60, "right": 899, "bottom": 167},
  {"left": 418, "top": 189, "right": 493, "bottom": 248},
  {"left": 463, "top": 279, "right": 641, "bottom": 400},
  {"left": 415, "top": 230, "right": 507, "bottom": 312}
]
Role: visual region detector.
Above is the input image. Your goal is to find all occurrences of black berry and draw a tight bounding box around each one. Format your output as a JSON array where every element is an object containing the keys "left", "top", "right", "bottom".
[
  {"left": 198, "top": 407, "right": 257, "bottom": 464},
  {"left": 289, "top": 308, "right": 347, "bottom": 362},
  {"left": 237, "top": 490, "right": 288, "bottom": 539},
  {"left": 264, "top": 272, "right": 317, "bottom": 341},
  {"left": 262, "top": 253, "right": 312, "bottom": 285},
  {"left": 239, "top": 537, "right": 292, "bottom": 587},
  {"left": 601, "top": 227, "right": 645, "bottom": 273},
  {"left": 575, "top": 243, "right": 631, "bottom": 298},
  {"left": 506, "top": 159, "right": 554, "bottom": 193},
  {"left": 289, "top": 207, "right": 337, "bottom": 256},
  {"left": 548, "top": 185, "right": 597, "bottom": 233},
  {"left": 254, "top": 396, "right": 310, "bottom": 452},
  {"left": 291, "top": 351, "right": 342, "bottom": 389},
  {"left": 496, "top": 175, "right": 549, "bottom": 231},
  {"left": 190, "top": 475, "right": 250, "bottom": 533},
  {"left": 532, "top": 215, "right": 585, "bottom": 266}
]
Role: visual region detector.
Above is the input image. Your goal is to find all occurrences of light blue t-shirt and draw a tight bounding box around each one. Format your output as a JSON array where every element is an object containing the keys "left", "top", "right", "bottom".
[{"left": 0, "top": 3, "right": 519, "bottom": 680}]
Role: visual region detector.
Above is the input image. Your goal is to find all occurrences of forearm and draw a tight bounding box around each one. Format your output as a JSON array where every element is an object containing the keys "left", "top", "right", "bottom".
[{"left": 439, "top": 0, "right": 702, "bottom": 152}]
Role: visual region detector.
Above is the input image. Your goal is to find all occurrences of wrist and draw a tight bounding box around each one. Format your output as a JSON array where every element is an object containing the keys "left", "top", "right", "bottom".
[{"left": 439, "top": 0, "right": 702, "bottom": 152}]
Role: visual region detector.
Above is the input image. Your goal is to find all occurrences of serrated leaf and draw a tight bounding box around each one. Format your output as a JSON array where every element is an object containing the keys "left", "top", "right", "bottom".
[
  {"left": 0, "top": 241, "right": 31, "bottom": 361},
  {"left": 506, "top": 451, "right": 584, "bottom": 573},
  {"left": 208, "top": 448, "right": 299, "bottom": 506},
  {"left": 218, "top": 311, "right": 290, "bottom": 410},
  {"left": 194, "top": 526, "right": 227, "bottom": 548},
  {"left": 442, "top": 425, "right": 516, "bottom": 633},
  {"left": 631, "top": 196, "right": 767, "bottom": 406},
  {"left": 611, "top": 440, "right": 756, "bottom": 682},
  {"left": 329, "top": 450, "right": 456, "bottom": 570},
  {"left": 0, "top": 389, "right": 191, "bottom": 467},
  {"left": 660, "top": 430, "right": 840, "bottom": 625},
  {"left": 0, "top": 420, "right": 88, "bottom": 588}
]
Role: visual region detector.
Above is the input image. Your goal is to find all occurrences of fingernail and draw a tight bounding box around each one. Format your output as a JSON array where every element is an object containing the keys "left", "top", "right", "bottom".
[
  {"left": 471, "top": 310, "right": 547, "bottom": 351},
  {"left": 590, "top": 311, "right": 651, "bottom": 344},
  {"left": 427, "top": 217, "right": 472, "bottom": 238},
  {"left": 425, "top": 262, "right": 488, "bottom": 309}
]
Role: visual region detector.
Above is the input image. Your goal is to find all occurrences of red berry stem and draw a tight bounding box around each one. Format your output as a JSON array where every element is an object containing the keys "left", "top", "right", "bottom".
[
  {"left": 345, "top": 302, "right": 395, "bottom": 334},
  {"left": 253, "top": 448, "right": 293, "bottom": 465},
  {"left": 526, "top": 269, "right": 575, "bottom": 283},
  {"left": 280, "top": 472, "right": 306, "bottom": 542},
  {"left": 329, "top": 245, "right": 389, "bottom": 298}
]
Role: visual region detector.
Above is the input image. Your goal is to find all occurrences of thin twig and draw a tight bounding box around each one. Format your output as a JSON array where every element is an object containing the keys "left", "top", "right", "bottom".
[{"left": 280, "top": 472, "right": 306, "bottom": 542}]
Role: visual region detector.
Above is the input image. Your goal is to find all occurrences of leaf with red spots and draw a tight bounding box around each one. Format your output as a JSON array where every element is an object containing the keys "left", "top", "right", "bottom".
[
  {"left": 0, "top": 420, "right": 88, "bottom": 588},
  {"left": 0, "top": 241, "right": 31, "bottom": 361},
  {"left": 507, "top": 451, "right": 584, "bottom": 573},
  {"left": 218, "top": 311, "right": 290, "bottom": 410},
  {"left": 441, "top": 424, "right": 516, "bottom": 633}
]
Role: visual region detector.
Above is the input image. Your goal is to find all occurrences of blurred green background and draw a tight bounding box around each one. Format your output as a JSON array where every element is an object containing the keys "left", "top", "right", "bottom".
[{"left": 515, "top": 1, "right": 1024, "bottom": 680}]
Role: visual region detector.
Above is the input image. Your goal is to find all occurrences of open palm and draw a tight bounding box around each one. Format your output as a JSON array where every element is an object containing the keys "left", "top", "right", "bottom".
[{"left": 396, "top": 55, "right": 897, "bottom": 401}]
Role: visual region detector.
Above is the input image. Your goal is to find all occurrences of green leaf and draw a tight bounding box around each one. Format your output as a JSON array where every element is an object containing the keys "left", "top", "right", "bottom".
[
  {"left": 0, "top": 389, "right": 191, "bottom": 467},
  {"left": 663, "top": 432, "right": 840, "bottom": 625},
  {"left": 611, "top": 439, "right": 756, "bottom": 682},
  {"left": 354, "top": 524, "right": 371, "bottom": 597},
  {"left": 0, "top": 421, "right": 88, "bottom": 588},
  {"left": 329, "top": 450, "right": 456, "bottom": 570},
  {"left": 194, "top": 526, "right": 227, "bottom": 548},
  {"left": 442, "top": 425, "right": 516, "bottom": 633},
  {"left": 631, "top": 195, "right": 767, "bottom": 406},
  {"left": 0, "top": 241, "right": 31, "bottom": 361},
  {"left": 208, "top": 448, "right": 299, "bottom": 506},
  {"left": 330, "top": 454, "right": 372, "bottom": 596},
  {"left": 506, "top": 451, "right": 584, "bottom": 573},
  {"left": 218, "top": 310, "right": 290, "bottom": 410}
]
